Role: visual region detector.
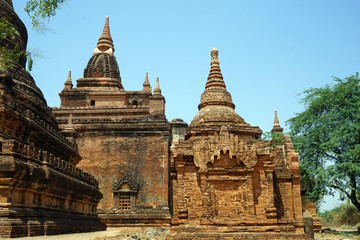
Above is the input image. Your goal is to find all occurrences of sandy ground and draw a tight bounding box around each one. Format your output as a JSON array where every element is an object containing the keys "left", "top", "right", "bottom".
[
  {"left": 0, "top": 230, "right": 121, "bottom": 240},
  {"left": 0, "top": 228, "right": 170, "bottom": 240},
  {"left": 2, "top": 228, "right": 359, "bottom": 240}
]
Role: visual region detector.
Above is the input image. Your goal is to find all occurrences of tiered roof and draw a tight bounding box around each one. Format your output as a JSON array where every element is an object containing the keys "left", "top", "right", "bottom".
[{"left": 188, "top": 48, "right": 262, "bottom": 139}]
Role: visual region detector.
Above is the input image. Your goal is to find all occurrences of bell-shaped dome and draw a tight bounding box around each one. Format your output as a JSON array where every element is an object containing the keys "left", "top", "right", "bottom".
[
  {"left": 83, "top": 53, "right": 121, "bottom": 79},
  {"left": 187, "top": 48, "right": 262, "bottom": 139},
  {"left": 77, "top": 16, "right": 123, "bottom": 90}
]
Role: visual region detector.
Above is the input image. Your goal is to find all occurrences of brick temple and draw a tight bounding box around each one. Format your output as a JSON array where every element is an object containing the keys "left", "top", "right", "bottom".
[
  {"left": 0, "top": 0, "right": 105, "bottom": 237},
  {"left": 169, "top": 48, "right": 316, "bottom": 239},
  {"left": 52, "top": 17, "right": 171, "bottom": 227},
  {"left": 0, "top": 2, "right": 320, "bottom": 238}
]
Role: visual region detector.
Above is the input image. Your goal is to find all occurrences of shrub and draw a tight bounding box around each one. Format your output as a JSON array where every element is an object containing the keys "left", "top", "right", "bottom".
[{"left": 319, "top": 203, "right": 360, "bottom": 227}]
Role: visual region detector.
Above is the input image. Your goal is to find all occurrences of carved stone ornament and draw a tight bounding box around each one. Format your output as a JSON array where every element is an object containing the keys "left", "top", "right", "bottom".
[
  {"left": 112, "top": 176, "right": 138, "bottom": 192},
  {"left": 192, "top": 125, "right": 258, "bottom": 172},
  {"left": 128, "top": 97, "right": 142, "bottom": 106}
]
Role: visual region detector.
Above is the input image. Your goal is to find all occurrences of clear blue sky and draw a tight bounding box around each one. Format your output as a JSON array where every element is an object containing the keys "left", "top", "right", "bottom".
[{"left": 13, "top": 0, "right": 360, "bottom": 210}]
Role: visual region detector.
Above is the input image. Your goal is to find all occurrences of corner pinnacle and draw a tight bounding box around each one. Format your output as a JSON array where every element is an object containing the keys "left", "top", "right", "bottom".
[
  {"left": 143, "top": 72, "right": 151, "bottom": 93},
  {"left": 154, "top": 77, "right": 162, "bottom": 95},
  {"left": 63, "top": 70, "right": 73, "bottom": 90},
  {"left": 66, "top": 70, "right": 72, "bottom": 82}
]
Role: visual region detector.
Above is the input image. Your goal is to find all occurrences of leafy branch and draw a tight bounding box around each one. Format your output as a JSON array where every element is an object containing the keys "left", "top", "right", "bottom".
[
  {"left": 24, "top": 0, "right": 67, "bottom": 32},
  {"left": 1, "top": 1, "right": 66, "bottom": 71},
  {"left": 262, "top": 131, "right": 285, "bottom": 148},
  {"left": 0, "top": 18, "right": 30, "bottom": 70}
]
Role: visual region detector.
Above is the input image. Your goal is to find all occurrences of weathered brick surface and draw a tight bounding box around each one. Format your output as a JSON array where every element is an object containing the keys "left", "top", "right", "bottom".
[
  {"left": 77, "top": 133, "right": 170, "bottom": 211},
  {"left": 302, "top": 196, "right": 322, "bottom": 231},
  {"left": 170, "top": 48, "right": 314, "bottom": 239},
  {"left": 53, "top": 16, "right": 171, "bottom": 227},
  {"left": 1, "top": 4, "right": 320, "bottom": 237},
  {"left": 0, "top": 1, "right": 105, "bottom": 237}
]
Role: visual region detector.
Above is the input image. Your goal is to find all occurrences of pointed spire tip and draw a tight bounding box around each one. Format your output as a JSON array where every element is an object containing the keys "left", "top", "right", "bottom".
[
  {"left": 143, "top": 72, "right": 151, "bottom": 93},
  {"left": 274, "top": 110, "right": 280, "bottom": 125},
  {"left": 271, "top": 109, "right": 283, "bottom": 133},
  {"left": 64, "top": 70, "right": 73, "bottom": 90},
  {"left": 211, "top": 47, "right": 219, "bottom": 59},
  {"left": 154, "top": 76, "right": 161, "bottom": 95},
  {"left": 95, "top": 16, "right": 115, "bottom": 53}
]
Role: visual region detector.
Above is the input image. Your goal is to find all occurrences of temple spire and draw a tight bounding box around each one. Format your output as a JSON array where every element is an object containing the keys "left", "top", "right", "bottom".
[
  {"left": 271, "top": 110, "right": 284, "bottom": 133},
  {"left": 143, "top": 72, "right": 151, "bottom": 93},
  {"left": 198, "top": 48, "right": 235, "bottom": 110},
  {"left": 93, "top": 16, "right": 115, "bottom": 55},
  {"left": 188, "top": 47, "right": 258, "bottom": 138},
  {"left": 63, "top": 70, "right": 73, "bottom": 90},
  {"left": 154, "top": 77, "right": 162, "bottom": 95},
  {"left": 205, "top": 48, "right": 226, "bottom": 90}
]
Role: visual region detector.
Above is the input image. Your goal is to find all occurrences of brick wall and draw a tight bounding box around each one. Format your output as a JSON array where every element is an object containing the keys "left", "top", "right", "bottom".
[{"left": 77, "top": 133, "right": 170, "bottom": 212}]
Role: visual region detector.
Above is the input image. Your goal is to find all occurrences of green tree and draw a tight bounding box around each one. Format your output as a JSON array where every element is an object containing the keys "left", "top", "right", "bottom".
[
  {"left": 0, "top": 0, "right": 66, "bottom": 70},
  {"left": 287, "top": 74, "right": 360, "bottom": 211}
]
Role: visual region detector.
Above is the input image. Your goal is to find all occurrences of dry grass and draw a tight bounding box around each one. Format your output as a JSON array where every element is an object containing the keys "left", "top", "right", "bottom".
[
  {"left": 319, "top": 204, "right": 360, "bottom": 228},
  {"left": 315, "top": 232, "right": 360, "bottom": 240}
]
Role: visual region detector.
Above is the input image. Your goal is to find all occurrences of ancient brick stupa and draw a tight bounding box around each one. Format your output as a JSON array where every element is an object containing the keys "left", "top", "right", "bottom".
[
  {"left": 170, "top": 48, "right": 312, "bottom": 239},
  {"left": 0, "top": 0, "right": 105, "bottom": 237},
  {"left": 53, "top": 17, "right": 172, "bottom": 226}
]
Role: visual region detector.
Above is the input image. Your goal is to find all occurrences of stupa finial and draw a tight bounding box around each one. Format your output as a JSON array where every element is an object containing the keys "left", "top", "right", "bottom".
[
  {"left": 204, "top": 47, "right": 226, "bottom": 91},
  {"left": 94, "top": 16, "right": 115, "bottom": 55},
  {"left": 274, "top": 110, "right": 280, "bottom": 126},
  {"left": 198, "top": 48, "right": 234, "bottom": 110},
  {"left": 211, "top": 48, "right": 219, "bottom": 65},
  {"left": 271, "top": 109, "right": 283, "bottom": 133}
]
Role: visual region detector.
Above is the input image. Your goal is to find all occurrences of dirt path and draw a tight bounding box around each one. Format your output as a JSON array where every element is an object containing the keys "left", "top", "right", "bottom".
[
  {"left": 0, "top": 228, "right": 170, "bottom": 240},
  {"left": 1, "top": 230, "right": 120, "bottom": 240},
  {"left": 3, "top": 228, "right": 359, "bottom": 240}
]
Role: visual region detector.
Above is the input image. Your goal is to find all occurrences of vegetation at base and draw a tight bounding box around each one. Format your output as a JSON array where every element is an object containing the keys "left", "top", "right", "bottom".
[
  {"left": 318, "top": 203, "right": 360, "bottom": 228},
  {"left": 287, "top": 74, "right": 360, "bottom": 211}
]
